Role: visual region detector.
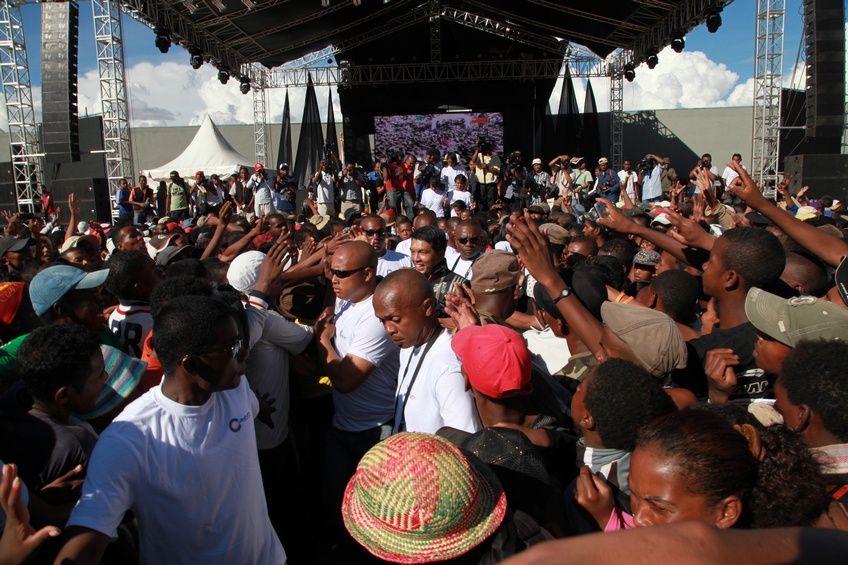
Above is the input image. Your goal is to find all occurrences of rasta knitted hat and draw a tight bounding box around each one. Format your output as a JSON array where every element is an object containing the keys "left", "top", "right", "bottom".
[{"left": 342, "top": 432, "right": 507, "bottom": 563}]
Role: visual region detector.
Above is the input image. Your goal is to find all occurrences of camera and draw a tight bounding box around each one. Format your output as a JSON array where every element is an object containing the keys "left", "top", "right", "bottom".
[{"left": 637, "top": 157, "right": 655, "bottom": 173}]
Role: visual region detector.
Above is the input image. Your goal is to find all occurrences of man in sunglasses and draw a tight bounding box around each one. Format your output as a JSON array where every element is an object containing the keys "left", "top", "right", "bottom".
[
  {"left": 57, "top": 296, "right": 287, "bottom": 564},
  {"left": 358, "top": 215, "right": 411, "bottom": 277},
  {"left": 314, "top": 241, "right": 400, "bottom": 541},
  {"left": 450, "top": 219, "right": 487, "bottom": 279}
]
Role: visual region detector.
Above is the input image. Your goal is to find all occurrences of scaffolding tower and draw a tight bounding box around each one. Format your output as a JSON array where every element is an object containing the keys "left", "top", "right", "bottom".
[
  {"left": 93, "top": 0, "right": 133, "bottom": 203},
  {"left": 246, "top": 63, "right": 268, "bottom": 166},
  {"left": 0, "top": 0, "right": 42, "bottom": 212},
  {"left": 751, "top": 0, "right": 785, "bottom": 186}
]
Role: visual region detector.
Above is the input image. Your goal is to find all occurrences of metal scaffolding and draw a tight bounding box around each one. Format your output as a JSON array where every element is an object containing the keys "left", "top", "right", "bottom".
[
  {"left": 0, "top": 0, "right": 42, "bottom": 212},
  {"left": 751, "top": 0, "right": 785, "bottom": 185},
  {"left": 609, "top": 70, "right": 624, "bottom": 170},
  {"left": 93, "top": 0, "right": 133, "bottom": 203},
  {"left": 246, "top": 63, "right": 268, "bottom": 166}
]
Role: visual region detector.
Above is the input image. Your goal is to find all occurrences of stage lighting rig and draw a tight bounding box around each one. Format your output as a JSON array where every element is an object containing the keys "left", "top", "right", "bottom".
[
  {"left": 670, "top": 32, "right": 685, "bottom": 53},
  {"left": 154, "top": 29, "right": 171, "bottom": 54},
  {"left": 623, "top": 64, "right": 635, "bottom": 82},
  {"left": 239, "top": 76, "right": 251, "bottom": 94},
  {"left": 189, "top": 48, "right": 204, "bottom": 69},
  {"left": 705, "top": 7, "right": 722, "bottom": 33},
  {"left": 218, "top": 70, "right": 230, "bottom": 84},
  {"left": 646, "top": 51, "right": 658, "bottom": 69}
]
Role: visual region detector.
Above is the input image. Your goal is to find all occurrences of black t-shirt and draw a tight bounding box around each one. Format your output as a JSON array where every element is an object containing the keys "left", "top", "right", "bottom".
[
  {"left": 0, "top": 385, "right": 97, "bottom": 503},
  {"left": 675, "top": 322, "right": 772, "bottom": 400}
]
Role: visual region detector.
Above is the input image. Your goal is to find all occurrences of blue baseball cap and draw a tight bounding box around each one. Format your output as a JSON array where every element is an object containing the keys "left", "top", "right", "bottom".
[{"left": 29, "top": 265, "right": 109, "bottom": 316}]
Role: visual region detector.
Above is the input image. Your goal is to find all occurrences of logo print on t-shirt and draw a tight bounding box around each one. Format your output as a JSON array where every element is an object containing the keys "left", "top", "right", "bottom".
[{"left": 228, "top": 411, "right": 251, "bottom": 432}]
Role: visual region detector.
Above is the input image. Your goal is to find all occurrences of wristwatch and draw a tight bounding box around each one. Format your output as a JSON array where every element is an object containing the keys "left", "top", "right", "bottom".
[{"left": 552, "top": 287, "right": 572, "bottom": 304}]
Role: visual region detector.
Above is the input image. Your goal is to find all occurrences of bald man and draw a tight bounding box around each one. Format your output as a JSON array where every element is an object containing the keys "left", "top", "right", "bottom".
[
  {"left": 374, "top": 269, "right": 480, "bottom": 434},
  {"left": 315, "top": 240, "right": 400, "bottom": 536},
  {"left": 358, "top": 215, "right": 412, "bottom": 276}
]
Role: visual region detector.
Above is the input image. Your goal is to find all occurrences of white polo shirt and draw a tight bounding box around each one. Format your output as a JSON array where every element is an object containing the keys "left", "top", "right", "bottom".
[
  {"left": 394, "top": 330, "right": 481, "bottom": 434},
  {"left": 332, "top": 294, "right": 400, "bottom": 432}
]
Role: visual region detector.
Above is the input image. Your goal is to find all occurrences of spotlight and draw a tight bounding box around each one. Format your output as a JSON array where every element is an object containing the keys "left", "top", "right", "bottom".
[
  {"left": 321, "top": 0, "right": 330, "bottom": 6},
  {"left": 705, "top": 7, "right": 722, "bottom": 33},
  {"left": 670, "top": 33, "right": 685, "bottom": 53},
  {"left": 217, "top": 69, "right": 229, "bottom": 84},
  {"left": 241, "top": 0, "right": 256, "bottom": 8},
  {"left": 623, "top": 64, "right": 635, "bottom": 82},
  {"left": 154, "top": 29, "right": 170, "bottom": 54},
  {"left": 327, "top": 58, "right": 333, "bottom": 64},
  {"left": 189, "top": 48, "right": 203, "bottom": 70},
  {"left": 646, "top": 52, "right": 658, "bottom": 69},
  {"left": 239, "top": 76, "right": 250, "bottom": 94}
]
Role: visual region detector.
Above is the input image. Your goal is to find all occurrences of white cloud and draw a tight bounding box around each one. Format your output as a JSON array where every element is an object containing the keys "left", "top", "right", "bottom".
[{"left": 548, "top": 46, "right": 810, "bottom": 113}]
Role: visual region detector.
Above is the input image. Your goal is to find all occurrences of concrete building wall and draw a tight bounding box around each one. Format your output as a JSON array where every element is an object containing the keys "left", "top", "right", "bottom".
[{"left": 0, "top": 106, "right": 755, "bottom": 176}]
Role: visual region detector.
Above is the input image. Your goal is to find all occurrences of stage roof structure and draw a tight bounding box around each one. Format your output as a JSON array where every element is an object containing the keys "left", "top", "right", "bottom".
[{"left": 120, "top": 0, "right": 731, "bottom": 75}]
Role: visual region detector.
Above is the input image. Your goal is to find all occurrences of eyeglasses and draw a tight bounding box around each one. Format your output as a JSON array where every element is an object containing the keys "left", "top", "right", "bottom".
[
  {"left": 331, "top": 266, "right": 369, "bottom": 279},
  {"left": 458, "top": 237, "right": 482, "bottom": 245},
  {"left": 364, "top": 229, "right": 386, "bottom": 237}
]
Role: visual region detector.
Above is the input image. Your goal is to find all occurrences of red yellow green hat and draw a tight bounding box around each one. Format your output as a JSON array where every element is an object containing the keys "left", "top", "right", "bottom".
[{"left": 342, "top": 432, "right": 507, "bottom": 563}]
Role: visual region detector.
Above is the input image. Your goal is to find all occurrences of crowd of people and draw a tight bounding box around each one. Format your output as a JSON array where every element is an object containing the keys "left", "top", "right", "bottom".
[
  {"left": 0, "top": 146, "right": 846, "bottom": 565},
  {"left": 373, "top": 113, "right": 504, "bottom": 161}
]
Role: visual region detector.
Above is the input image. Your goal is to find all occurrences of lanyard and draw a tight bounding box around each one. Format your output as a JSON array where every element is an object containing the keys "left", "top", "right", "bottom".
[
  {"left": 392, "top": 329, "right": 442, "bottom": 434},
  {"left": 450, "top": 255, "right": 475, "bottom": 280}
]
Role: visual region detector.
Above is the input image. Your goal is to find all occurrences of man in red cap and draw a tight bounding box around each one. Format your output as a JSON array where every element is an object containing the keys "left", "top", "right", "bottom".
[
  {"left": 248, "top": 163, "right": 276, "bottom": 217},
  {"left": 451, "top": 325, "right": 546, "bottom": 438}
]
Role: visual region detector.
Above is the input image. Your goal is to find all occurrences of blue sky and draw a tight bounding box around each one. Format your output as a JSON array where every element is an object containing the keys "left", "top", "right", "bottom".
[{"left": 5, "top": 0, "right": 823, "bottom": 126}]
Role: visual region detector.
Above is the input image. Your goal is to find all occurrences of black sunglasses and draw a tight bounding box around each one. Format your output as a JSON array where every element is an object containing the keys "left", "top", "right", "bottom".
[
  {"left": 331, "top": 266, "right": 369, "bottom": 279},
  {"left": 458, "top": 237, "right": 482, "bottom": 245},
  {"left": 364, "top": 229, "right": 386, "bottom": 237}
]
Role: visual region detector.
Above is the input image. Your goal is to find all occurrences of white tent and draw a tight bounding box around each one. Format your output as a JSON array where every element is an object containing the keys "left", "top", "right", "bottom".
[{"left": 145, "top": 115, "right": 253, "bottom": 180}]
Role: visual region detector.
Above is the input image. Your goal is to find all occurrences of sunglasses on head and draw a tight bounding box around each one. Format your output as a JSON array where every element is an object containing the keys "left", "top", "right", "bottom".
[
  {"left": 364, "top": 229, "right": 386, "bottom": 237},
  {"left": 331, "top": 266, "right": 369, "bottom": 279},
  {"left": 458, "top": 237, "right": 481, "bottom": 245}
]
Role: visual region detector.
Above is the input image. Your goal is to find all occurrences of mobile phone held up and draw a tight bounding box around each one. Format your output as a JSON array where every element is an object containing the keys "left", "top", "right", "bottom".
[{"left": 585, "top": 202, "right": 608, "bottom": 222}]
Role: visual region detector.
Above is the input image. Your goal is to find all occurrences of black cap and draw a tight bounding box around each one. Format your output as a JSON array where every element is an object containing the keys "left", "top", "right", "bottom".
[{"left": 0, "top": 236, "right": 32, "bottom": 257}]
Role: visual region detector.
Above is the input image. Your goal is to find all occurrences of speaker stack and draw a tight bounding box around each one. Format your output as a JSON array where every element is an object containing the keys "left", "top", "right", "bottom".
[
  {"left": 41, "top": 0, "right": 80, "bottom": 163},
  {"left": 786, "top": 0, "right": 848, "bottom": 198}
]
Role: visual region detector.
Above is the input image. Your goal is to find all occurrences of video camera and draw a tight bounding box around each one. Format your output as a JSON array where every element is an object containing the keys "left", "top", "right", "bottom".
[{"left": 637, "top": 157, "right": 656, "bottom": 173}]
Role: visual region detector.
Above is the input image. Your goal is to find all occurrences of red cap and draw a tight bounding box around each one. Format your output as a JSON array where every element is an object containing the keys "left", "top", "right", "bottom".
[
  {"left": 194, "top": 170, "right": 204, "bottom": 178},
  {"left": 254, "top": 162, "right": 264, "bottom": 171},
  {"left": 165, "top": 222, "right": 179, "bottom": 233},
  {"left": 451, "top": 325, "right": 532, "bottom": 399}
]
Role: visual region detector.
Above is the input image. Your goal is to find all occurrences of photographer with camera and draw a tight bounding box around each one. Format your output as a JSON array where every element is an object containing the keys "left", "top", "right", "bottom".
[
  {"left": 689, "top": 153, "right": 721, "bottom": 195},
  {"left": 366, "top": 160, "right": 385, "bottom": 214},
  {"left": 528, "top": 158, "right": 551, "bottom": 206},
  {"left": 567, "top": 157, "right": 593, "bottom": 211},
  {"left": 548, "top": 154, "right": 574, "bottom": 200},
  {"left": 471, "top": 139, "right": 501, "bottom": 212},
  {"left": 311, "top": 159, "right": 336, "bottom": 217},
  {"left": 338, "top": 160, "right": 365, "bottom": 218},
  {"left": 591, "top": 157, "right": 621, "bottom": 203},
  {"left": 382, "top": 152, "right": 416, "bottom": 219},
  {"left": 618, "top": 159, "right": 640, "bottom": 203},
  {"left": 639, "top": 153, "right": 665, "bottom": 203}
]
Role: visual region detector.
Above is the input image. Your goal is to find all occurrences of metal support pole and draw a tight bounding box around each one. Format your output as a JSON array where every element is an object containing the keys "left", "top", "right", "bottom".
[
  {"left": 247, "top": 64, "right": 268, "bottom": 166},
  {"left": 92, "top": 0, "right": 133, "bottom": 214},
  {"left": 751, "top": 0, "right": 785, "bottom": 186},
  {"left": 0, "top": 0, "right": 42, "bottom": 212},
  {"left": 429, "top": 0, "right": 441, "bottom": 63},
  {"left": 609, "top": 69, "right": 624, "bottom": 171}
]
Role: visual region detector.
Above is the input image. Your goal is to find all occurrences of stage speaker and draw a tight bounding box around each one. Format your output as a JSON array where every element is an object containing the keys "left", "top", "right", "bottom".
[
  {"left": 803, "top": 0, "right": 845, "bottom": 149},
  {"left": 783, "top": 154, "right": 848, "bottom": 200},
  {"left": 41, "top": 0, "right": 80, "bottom": 162},
  {"left": 0, "top": 163, "right": 17, "bottom": 214},
  {"left": 50, "top": 178, "right": 112, "bottom": 224}
]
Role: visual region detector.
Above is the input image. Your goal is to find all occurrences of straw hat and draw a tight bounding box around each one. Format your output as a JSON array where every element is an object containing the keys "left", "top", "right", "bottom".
[{"left": 342, "top": 432, "right": 507, "bottom": 563}]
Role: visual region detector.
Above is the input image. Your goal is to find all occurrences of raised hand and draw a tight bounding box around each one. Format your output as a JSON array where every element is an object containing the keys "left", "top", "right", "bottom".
[
  {"left": 704, "top": 348, "right": 739, "bottom": 404},
  {"left": 444, "top": 284, "right": 481, "bottom": 331},
  {"left": 663, "top": 209, "right": 714, "bottom": 251},
  {"left": 0, "top": 463, "right": 61, "bottom": 564},
  {"left": 594, "top": 197, "right": 637, "bottom": 235}
]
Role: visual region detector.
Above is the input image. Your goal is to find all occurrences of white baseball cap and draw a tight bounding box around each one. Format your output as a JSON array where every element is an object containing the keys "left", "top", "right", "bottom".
[{"left": 532, "top": 158, "right": 543, "bottom": 165}]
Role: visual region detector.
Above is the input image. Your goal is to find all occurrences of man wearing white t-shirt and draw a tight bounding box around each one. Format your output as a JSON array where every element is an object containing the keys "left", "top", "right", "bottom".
[
  {"left": 618, "top": 160, "right": 640, "bottom": 203},
  {"left": 359, "top": 215, "right": 412, "bottom": 277},
  {"left": 315, "top": 241, "right": 400, "bottom": 538},
  {"left": 418, "top": 180, "right": 448, "bottom": 218},
  {"left": 57, "top": 296, "right": 285, "bottom": 565},
  {"left": 449, "top": 219, "right": 486, "bottom": 279},
  {"left": 722, "top": 153, "right": 746, "bottom": 192},
  {"left": 374, "top": 269, "right": 480, "bottom": 434},
  {"left": 247, "top": 164, "right": 276, "bottom": 217},
  {"left": 311, "top": 160, "right": 336, "bottom": 217}
]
